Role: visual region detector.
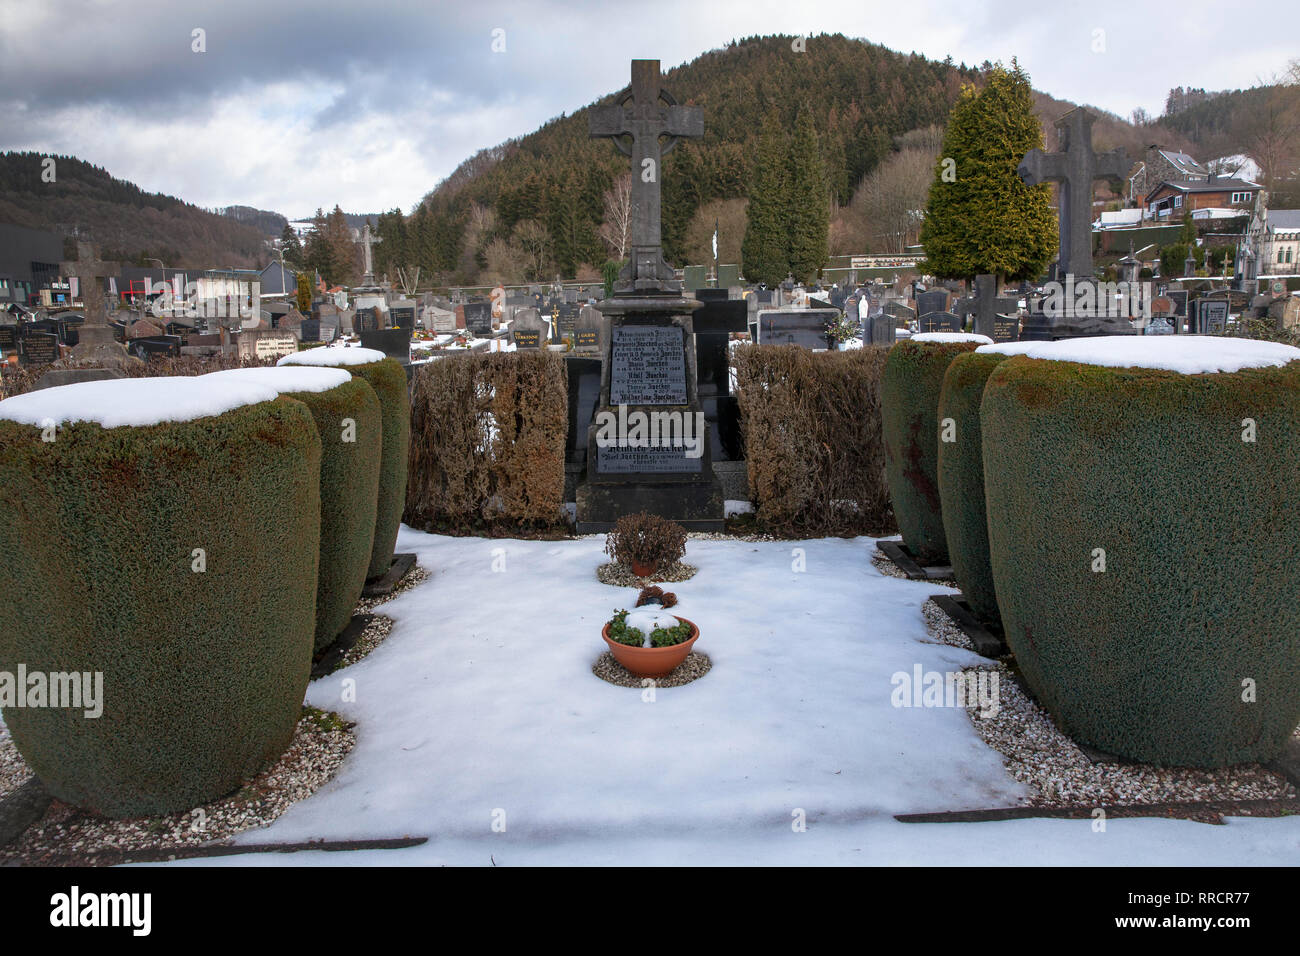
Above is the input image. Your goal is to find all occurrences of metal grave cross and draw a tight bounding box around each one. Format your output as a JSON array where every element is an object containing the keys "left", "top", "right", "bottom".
[
  {"left": 1018, "top": 108, "right": 1128, "bottom": 280},
  {"left": 60, "top": 241, "right": 120, "bottom": 328},
  {"left": 589, "top": 59, "right": 702, "bottom": 292}
]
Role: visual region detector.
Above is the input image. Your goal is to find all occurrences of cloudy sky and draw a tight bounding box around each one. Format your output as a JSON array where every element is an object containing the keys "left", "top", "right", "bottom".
[{"left": 0, "top": 0, "right": 1291, "bottom": 220}]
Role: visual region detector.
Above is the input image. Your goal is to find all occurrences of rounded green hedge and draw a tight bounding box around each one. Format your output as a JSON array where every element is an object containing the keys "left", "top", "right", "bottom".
[
  {"left": 981, "top": 355, "right": 1300, "bottom": 766},
  {"left": 882, "top": 338, "right": 985, "bottom": 563},
  {"left": 937, "top": 351, "right": 1012, "bottom": 623},
  {"left": 348, "top": 359, "right": 410, "bottom": 578},
  {"left": 0, "top": 397, "right": 320, "bottom": 816}
]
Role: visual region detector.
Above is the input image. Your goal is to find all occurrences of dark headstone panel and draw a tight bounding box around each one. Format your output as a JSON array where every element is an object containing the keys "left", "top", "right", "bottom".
[
  {"left": 20, "top": 330, "right": 59, "bottom": 366},
  {"left": 464, "top": 302, "right": 492, "bottom": 336},
  {"left": 609, "top": 325, "right": 688, "bottom": 405},
  {"left": 359, "top": 328, "right": 411, "bottom": 364}
]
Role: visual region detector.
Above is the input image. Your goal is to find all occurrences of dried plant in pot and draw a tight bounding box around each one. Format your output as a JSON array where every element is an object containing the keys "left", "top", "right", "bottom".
[
  {"left": 601, "top": 608, "right": 699, "bottom": 678},
  {"left": 604, "top": 512, "right": 687, "bottom": 578}
]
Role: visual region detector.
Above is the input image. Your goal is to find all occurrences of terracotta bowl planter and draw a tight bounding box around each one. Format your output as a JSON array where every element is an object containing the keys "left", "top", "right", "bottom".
[
  {"left": 602, "top": 616, "right": 699, "bottom": 678},
  {"left": 629, "top": 558, "right": 658, "bottom": 578}
]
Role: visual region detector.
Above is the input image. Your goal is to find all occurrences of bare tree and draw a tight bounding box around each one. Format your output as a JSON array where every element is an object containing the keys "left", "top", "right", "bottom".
[
  {"left": 598, "top": 173, "right": 633, "bottom": 260},
  {"left": 851, "top": 146, "right": 937, "bottom": 253},
  {"left": 482, "top": 237, "right": 526, "bottom": 286},
  {"left": 513, "top": 219, "right": 551, "bottom": 280}
]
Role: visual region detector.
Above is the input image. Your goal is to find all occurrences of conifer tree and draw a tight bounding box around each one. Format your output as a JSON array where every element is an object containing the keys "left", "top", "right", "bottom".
[
  {"left": 742, "top": 111, "right": 790, "bottom": 285},
  {"left": 785, "top": 106, "right": 830, "bottom": 283},
  {"left": 919, "top": 61, "right": 1056, "bottom": 282}
]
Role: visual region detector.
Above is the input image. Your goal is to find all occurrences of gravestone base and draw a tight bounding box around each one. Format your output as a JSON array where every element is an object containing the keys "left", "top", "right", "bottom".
[
  {"left": 66, "top": 325, "right": 142, "bottom": 368},
  {"left": 577, "top": 476, "right": 725, "bottom": 533}
]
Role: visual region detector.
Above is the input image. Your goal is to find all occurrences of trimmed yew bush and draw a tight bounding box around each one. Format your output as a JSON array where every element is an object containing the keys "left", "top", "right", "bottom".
[
  {"left": 0, "top": 398, "right": 320, "bottom": 816},
  {"left": 981, "top": 355, "right": 1300, "bottom": 766},
  {"left": 733, "top": 345, "right": 892, "bottom": 536},
  {"left": 405, "top": 351, "right": 568, "bottom": 533},
  {"left": 936, "top": 351, "right": 1011, "bottom": 623},
  {"left": 349, "top": 359, "right": 410, "bottom": 578},
  {"left": 882, "top": 338, "right": 985, "bottom": 563}
]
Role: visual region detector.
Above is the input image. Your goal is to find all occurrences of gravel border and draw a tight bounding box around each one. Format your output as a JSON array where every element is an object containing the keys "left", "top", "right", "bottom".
[
  {"left": 355, "top": 563, "right": 430, "bottom": 614},
  {"left": 919, "top": 599, "right": 1297, "bottom": 807},
  {"left": 596, "top": 561, "right": 698, "bottom": 587},
  {"left": 871, "top": 548, "right": 912, "bottom": 581},
  {"left": 591, "top": 651, "right": 712, "bottom": 688},
  {"left": 0, "top": 707, "right": 355, "bottom": 865},
  {"left": 0, "top": 731, "right": 30, "bottom": 803}
]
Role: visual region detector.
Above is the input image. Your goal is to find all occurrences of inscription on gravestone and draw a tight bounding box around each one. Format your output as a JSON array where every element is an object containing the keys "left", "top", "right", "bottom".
[
  {"left": 609, "top": 325, "right": 687, "bottom": 405},
  {"left": 597, "top": 444, "right": 703, "bottom": 474},
  {"left": 21, "top": 331, "right": 59, "bottom": 366},
  {"left": 0, "top": 325, "right": 16, "bottom": 353},
  {"left": 464, "top": 302, "right": 492, "bottom": 336},
  {"left": 1198, "top": 300, "right": 1229, "bottom": 335},
  {"left": 918, "top": 312, "right": 960, "bottom": 334}
]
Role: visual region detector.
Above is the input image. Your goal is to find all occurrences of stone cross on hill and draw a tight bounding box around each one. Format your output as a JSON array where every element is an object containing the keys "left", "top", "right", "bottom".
[
  {"left": 61, "top": 241, "right": 118, "bottom": 329},
  {"left": 355, "top": 224, "right": 382, "bottom": 283},
  {"left": 1018, "top": 108, "right": 1128, "bottom": 281},
  {"left": 589, "top": 59, "right": 702, "bottom": 293}
]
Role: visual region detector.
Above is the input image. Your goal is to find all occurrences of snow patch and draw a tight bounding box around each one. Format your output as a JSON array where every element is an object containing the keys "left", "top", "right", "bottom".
[
  {"left": 990, "top": 335, "right": 1300, "bottom": 374},
  {"left": 911, "top": 332, "right": 993, "bottom": 345},
  {"left": 204, "top": 367, "right": 352, "bottom": 394},
  {"left": 278, "top": 347, "right": 387, "bottom": 368}
]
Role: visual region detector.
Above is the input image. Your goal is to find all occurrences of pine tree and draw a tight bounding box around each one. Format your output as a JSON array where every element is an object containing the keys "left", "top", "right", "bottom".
[
  {"left": 279, "top": 223, "right": 304, "bottom": 269},
  {"left": 785, "top": 106, "right": 830, "bottom": 283},
  {"left": 919, "top": 61, "right": 1056, "bottom": 282},
  {"left": 742, "top": 111, "right": 790, "bottom": 285}
]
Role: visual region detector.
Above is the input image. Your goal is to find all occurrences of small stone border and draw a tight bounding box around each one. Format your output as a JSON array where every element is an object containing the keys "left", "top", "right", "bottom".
[
  {"left": 919, "top": 598, "right": 1297, "bottom": 809},
  {"left": 0, "top": 706, "right": 355, "bottom": 866},
  {"left": 356, "top": 563, "right": 429, "bottom": 614},
  {"left": 596, "top": 561, "right": 698, "bottom": 588},
  {"left": 591, "top": 651, "right": 712, "bottom": 688}
]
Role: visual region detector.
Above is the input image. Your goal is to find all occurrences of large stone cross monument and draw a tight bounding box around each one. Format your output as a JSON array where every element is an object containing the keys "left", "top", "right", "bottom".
[
  {"left": 355, "top": 224, "right": 382, "bottom": 285},
  {"left": 1017, "top": 108, "right": 1128, "bottom": 280},
  {"left": 589, "top": 59, "right": 702, "bottom": 293},
  {"left": 577, "top": 59, "right": 722, "bottom": 532},
  {"left": 61, "top": 241, "right": 136, "bottom": 368}
]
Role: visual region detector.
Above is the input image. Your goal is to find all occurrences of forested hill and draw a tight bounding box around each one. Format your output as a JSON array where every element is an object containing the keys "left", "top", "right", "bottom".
[
  {"left": 0, "top": 152, "right": 271, "bottom": 268},
  {"left": 401, "top": 34, "right": 982, "bottom": 280}
]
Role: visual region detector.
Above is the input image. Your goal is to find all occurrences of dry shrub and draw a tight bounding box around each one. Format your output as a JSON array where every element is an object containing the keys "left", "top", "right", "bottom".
[
  {"left": 604, "top": 512, "right": 687, "bottom": 572},
  {"left": 405, "top": 351, "right": 568, "bottom": 533},
  {"left": 733, "top": 345, "right": 893, "bottom": 537}
]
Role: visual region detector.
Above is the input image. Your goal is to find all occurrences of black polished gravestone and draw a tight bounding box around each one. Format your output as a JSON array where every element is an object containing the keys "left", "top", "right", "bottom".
[
  {"left": 354, "top": 307, "right": 380, "bottom": 335},
  {"left": 389, "top": 305, "right": 416, "bottom": 333},
  {"left": 299, "top": 319, "right": 321, "bottom": 343},
  {"left": 0, "top": 324, "right": 17, "bottom": 355},
  {"left": 509, "top": 308, "right": 545, "bottom": 350},
  {"left": 915, "top": 289, "right": 948, "bottom": 320},
  {"left": 917, "top": 311, "right": 961, "bottom": 334},
  {"left": 20, "top": 330, "right": 60, "bottom": 366},
  {"left": 464, "top": 302, "right": 493, "bottom": 337},
  {"left": 862, "top": 313, "right": 895, "bottom": 346},
  {"left": 360, "top": 328, "right": 411, "bottom": 365},
  {"left": 128, "top": 335, "right": 182, "bottom": 360},
  {"left": 693, "top": 289, "right": 747, "bottom": 461},
  {"left": 758, "top": 308, "right": 838, "bottom": 349},
  {"left": 573, "top": 305, "right": 603, "bottom": 354},
  {"left": 556, "top": 303, "right": 580, "bottom": 339}
]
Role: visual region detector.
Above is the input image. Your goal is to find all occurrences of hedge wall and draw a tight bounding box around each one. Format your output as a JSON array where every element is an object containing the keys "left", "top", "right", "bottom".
[
  {"left": 405, "top": 351, "right": 568, "bottom": 532},
  {"left": 0, "top": 397, "right": 320, "bottom": 816},
  {"left": 732, "top": 345, "right": 893, "bottom": 536},
  {"left": 285, "top": 378, "right": 381, "bottom": 649},
  {"left": 881, "top": 339, "right": 984, "bottom": 563},
  {"left": 936, "top": 351, "right": 1010, "bottom": 623},
  {"left": 347, "top": 359, "right": 410, "bottom": 578},
  {"left": 981, "top": 355, "right": 1300, "bottom": 766}
]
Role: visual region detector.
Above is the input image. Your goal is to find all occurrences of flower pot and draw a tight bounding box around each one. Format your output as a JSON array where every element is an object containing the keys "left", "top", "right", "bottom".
[
  {"left": 602, "top": 616, "right": 699, "bottom": 679},
  {"left": 629, "top": 558, "right": 658, "bottom": 578}
]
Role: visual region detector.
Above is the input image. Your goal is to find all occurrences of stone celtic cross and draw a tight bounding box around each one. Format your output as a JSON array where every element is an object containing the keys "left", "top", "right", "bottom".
[
  {"left": 1018, "top": 108, "right": 1128, "bottom": 280},
  {"left": 589, "top": 59, "right": 702, "bottom": 292},
  {"left": 61, "top": 241, "right": 119, "bottom": 329},
  {"left": 355, "top": 224, "right": 382, "bottom": 283}
]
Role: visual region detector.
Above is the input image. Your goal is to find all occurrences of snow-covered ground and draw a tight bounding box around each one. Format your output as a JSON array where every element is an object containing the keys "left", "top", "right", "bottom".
[{"left": 159, "top": 527, "right": 1300, "bottom": 866}]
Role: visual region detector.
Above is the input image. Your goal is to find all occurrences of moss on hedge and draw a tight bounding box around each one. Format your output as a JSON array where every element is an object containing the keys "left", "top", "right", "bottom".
[
  {"left": 981, "top": 355, "right": 1300, "bottom": 766},
  {"left": 347, "top": 359, "right": 410, "bottom": 579},
  {"left": 0, "top": 397, "right": 320, "bottom": 816},
  {"left": 282, "top": 378, "right": 381, "bottom": 650},
  {"left": 937, "top": 352, "right": 1009, "bottom": 623},
  {"left": 881, "top": 339, "right": 984, "bottom": 563}
]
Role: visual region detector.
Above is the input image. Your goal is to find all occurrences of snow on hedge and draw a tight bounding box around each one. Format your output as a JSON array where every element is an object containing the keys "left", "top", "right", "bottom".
[
  {"left": 912, "top": 332, "right": 993, "bottom": 345},
  {"left": 974, "top": 342, "right": 1040, "bottom": 358},
  {"left": 0, "top": 374, "right": 339, "bottom": 429},
  {"left": 278, "top": 347, "right": 387, "bottom": 368},
  {"left": 980, "top": 335, "right": 1300, "bottom": 374},
  {"left": 204, "top": 366, "right": 352, "bottom": 394}
]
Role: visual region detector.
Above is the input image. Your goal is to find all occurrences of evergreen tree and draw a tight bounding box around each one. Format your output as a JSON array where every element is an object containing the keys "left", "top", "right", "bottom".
[
  {"left": 279, "top": 223, "right": 304, "bottom": 268},
  {"left": 742, "top": 111, "right": 790, "bottom": 285},
  {"left": 295, "top": 272, "right": 313, "bottom": 313},
  {"left": 785, "top": 106, "right": 830, "bottom": 283},
  {"left": 919, "top": 61, "right": 1056, "bottom": 282}
]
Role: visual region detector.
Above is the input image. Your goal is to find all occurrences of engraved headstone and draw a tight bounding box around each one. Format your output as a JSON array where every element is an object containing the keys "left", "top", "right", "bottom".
[
  {"left": 20, "top": 330, "right": 59, "bottom": 366},
  {"left": 758, "top": 308, "right": 837, "bottom": 349},
  {"left": 237, "top": 329, "right": 298, "bottom": 361},
  {"left": 509, "top": 308, "right": 544, "bottom": 350},
  {"left": 360, "top": 328, "right": 410, "bottom": 365},
  {"left": 609, "top": 325, "right": 688, "bottom": 405},
  {"left": 573, "top": 305, "right": 603, "bottom": 353},
  {"left": 464, "top": 302, "right": 492, "bottom": 336},
  {"left": 917, "top": 311, "right": 961, "bottom": 334}
]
